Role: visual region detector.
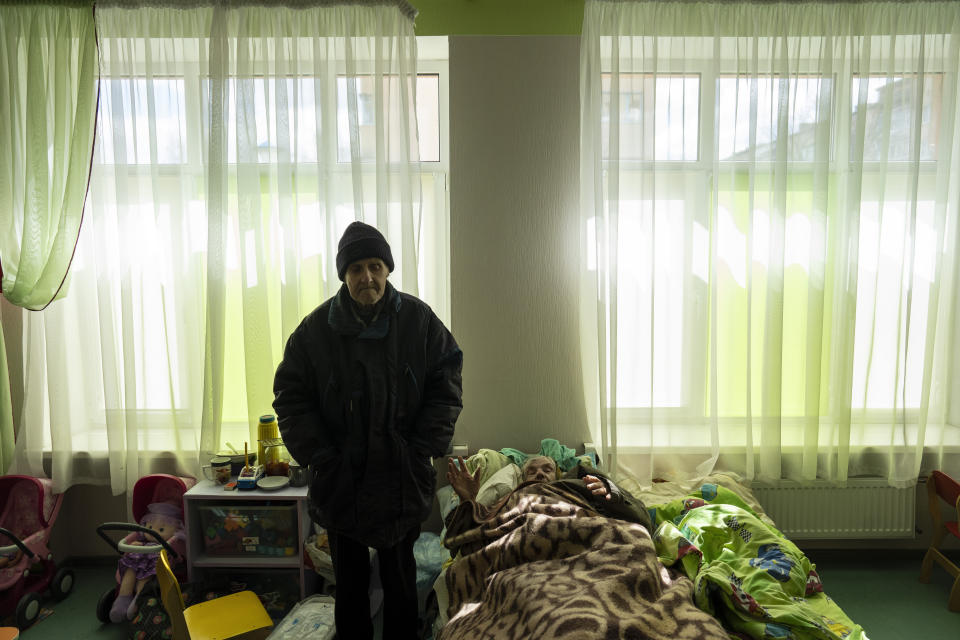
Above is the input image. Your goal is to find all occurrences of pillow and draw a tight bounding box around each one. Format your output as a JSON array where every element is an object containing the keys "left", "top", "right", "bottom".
[
  {"left": 500, "top": 438, "right": 599, "bottom": 475},
  {"left": 561, "top": 453, "right": 597, "bottom": 477},
  {"left": 436, "top": 484, "right": 458, "bottom": 521},
  {"left": 463, "top": 449, "right": 511, "bottom": 487},
  {"left": 475, "top": 463, "right": 522, "bottom": 507}
]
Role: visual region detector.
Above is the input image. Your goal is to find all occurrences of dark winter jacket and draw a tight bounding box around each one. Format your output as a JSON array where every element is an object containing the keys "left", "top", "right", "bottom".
[{"left": 273, "top": 282, "right": 463, "bottom": 548}]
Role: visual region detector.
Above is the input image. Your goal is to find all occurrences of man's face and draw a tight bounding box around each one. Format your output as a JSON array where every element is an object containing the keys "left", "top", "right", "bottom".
[
  {"left": 345, "top": 257, "right": 389, "bottom": 306},
  {"left": 523, "top": 457, "right": 556, "bottom": 483}
]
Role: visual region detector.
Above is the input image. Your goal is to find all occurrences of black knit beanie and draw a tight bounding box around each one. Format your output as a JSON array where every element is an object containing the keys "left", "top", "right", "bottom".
[{"left": 336, "top": 221, "right": 394, "bottom": 281}]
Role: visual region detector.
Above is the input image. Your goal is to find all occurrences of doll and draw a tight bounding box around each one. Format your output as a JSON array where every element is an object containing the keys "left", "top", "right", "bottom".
[
  {"left": 109, "top": 501, "right": 186, "bottom": 623},
  {"left": 0, "top": 549, "right": 21, "bottom": 568}
]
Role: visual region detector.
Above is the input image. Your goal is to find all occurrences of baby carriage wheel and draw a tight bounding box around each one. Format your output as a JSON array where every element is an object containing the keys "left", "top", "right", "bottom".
[
  {"left": 15, "top": 592, "right": 40, "bottom": 629},
  {"left": 51, "top": 567, "right": 74, "bottom": 600},
  {"left": 96, "top": 587, "right": 117, "bottom": 624}
]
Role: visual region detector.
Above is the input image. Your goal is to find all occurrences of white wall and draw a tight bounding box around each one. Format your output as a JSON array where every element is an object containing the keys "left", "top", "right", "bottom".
[
  {"left": 448, "top": 35, "right": 591, "bottom": 456},
  {"left": 50, "top": 485, "right": 128, "bottom": 558}
]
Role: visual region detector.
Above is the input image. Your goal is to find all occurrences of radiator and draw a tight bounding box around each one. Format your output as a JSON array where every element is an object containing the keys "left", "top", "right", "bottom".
[{"left": 751, "top": 479, "right": 916, "bottom": 539}]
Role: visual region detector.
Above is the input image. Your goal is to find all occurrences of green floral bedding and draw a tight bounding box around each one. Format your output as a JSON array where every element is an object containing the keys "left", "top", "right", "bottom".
[{"left": 650, "top": 483, "right": 869, "bottom": 640}]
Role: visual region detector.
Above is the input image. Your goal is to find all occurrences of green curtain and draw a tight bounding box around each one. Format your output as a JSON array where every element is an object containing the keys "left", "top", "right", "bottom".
[{"left": 0, "top": 1, "right": 98, "bottom": 472}]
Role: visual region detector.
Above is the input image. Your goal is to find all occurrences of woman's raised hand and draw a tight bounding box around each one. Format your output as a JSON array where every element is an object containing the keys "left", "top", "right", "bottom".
[{"left": 446, "top": 455, "right": 481, "bottom": 502}]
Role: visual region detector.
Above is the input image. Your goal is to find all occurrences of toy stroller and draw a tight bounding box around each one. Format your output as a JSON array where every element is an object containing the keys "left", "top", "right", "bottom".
[
  {"left": 0, "top": 474, "right": 74, "bottom": 629},
  {"left": 96, "top": 473, "right": 195, "bottom": 624}
]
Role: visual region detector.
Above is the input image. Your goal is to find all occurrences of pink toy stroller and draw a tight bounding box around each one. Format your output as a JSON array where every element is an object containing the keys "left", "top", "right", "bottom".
[
  {"left": 95, "top": 473, "right": 195, "bottom": 624},
  {"left": 0, "top": 475, "right": 74, "bottom": 629}
]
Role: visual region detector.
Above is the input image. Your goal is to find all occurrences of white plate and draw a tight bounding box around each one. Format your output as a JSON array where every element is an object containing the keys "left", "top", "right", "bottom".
[{"left": 257, "top": 475, "right": 290, "bottom": 491}]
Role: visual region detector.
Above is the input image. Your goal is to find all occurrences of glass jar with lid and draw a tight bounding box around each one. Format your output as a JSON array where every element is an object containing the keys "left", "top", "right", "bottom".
[{"left": 262, "top": 438, "right": 291, "bottom": 477}]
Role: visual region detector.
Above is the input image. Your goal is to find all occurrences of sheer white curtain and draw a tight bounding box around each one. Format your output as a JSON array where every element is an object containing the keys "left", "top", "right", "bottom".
[
  {"left": 580, "top": 0, "right": 960, "bottom": 488},
  {"left": 9, "top": 0, "right": 433, "bottom": 496}
]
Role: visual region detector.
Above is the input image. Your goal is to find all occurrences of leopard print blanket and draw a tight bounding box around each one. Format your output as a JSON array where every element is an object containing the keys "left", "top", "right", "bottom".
[{"left": 439, "top": 483, "right": 729, "bottom": 640}]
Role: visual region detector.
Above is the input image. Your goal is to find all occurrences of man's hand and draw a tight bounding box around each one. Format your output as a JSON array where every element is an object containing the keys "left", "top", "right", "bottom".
[
  {"left": 583, "top": 474, "right": 611, "bottom": 500},
  {"left": 446, "top": 456, "right": 481, "bottom": 502}
]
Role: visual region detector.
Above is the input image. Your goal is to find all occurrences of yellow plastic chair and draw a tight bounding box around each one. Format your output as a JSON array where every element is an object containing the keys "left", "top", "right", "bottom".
[
  {"left": 919, "top": 470, "right": 960, "bottom": 611},
  {"left": 156, "top": 548, "right": 274, "bottom": 640}
]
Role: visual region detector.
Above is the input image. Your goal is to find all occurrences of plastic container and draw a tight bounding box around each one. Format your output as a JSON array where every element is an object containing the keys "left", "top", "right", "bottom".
[
  {"left": 198, "top": 503, "right": 297, "bottom": 557},
  {"left": 258, "top": 414, "right": 280, "bottom": 468},
  {"left": 266, "top": 594, "right": 336, "bottom": 640}
]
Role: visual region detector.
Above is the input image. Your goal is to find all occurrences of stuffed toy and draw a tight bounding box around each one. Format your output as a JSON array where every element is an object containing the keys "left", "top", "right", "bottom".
[
  {"left": 110, "top": 501, "right": 186, "bottom": 623},
  {"left": 0, "top": 548, "right": 21, "bottom": 568}
]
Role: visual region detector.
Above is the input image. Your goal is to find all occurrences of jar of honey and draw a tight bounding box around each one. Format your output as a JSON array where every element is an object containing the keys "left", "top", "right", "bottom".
[{"left": 262, "top": 438, "right": 290, "bottom": 477}]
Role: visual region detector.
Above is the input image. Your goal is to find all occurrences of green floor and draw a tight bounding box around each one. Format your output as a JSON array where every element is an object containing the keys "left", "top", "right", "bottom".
[
  {"left": 804, "top": 549, "right": 959, "bottom": 640},
  {"left": 11, "top": 551, "right": 960, "bottom": 639},
  {"left": 12, "top": 560, "right": 127, "bottom": 640}
]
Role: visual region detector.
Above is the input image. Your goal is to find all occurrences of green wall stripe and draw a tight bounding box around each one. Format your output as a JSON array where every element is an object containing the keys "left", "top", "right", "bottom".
[{"left": 414, "top": 0, "right": 585, "bottom": 35}]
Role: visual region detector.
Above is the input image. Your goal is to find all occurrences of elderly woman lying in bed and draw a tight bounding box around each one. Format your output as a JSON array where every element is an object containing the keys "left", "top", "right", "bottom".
[{"left": 437, "top": 455, "right": 730, "bottom": 640}]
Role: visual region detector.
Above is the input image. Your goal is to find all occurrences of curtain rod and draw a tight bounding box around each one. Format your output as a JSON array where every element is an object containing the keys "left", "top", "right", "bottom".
[
  {"left": 91, "top": 0, "right": 417, "bottom": 20},
  {"left": 0, "top": 1, "right": 91, "bottom": 6}
]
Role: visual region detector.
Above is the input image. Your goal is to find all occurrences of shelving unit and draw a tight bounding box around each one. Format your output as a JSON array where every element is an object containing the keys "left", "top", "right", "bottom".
[{"left": 183, "top": 479, "right": 314, "bottom": 599}]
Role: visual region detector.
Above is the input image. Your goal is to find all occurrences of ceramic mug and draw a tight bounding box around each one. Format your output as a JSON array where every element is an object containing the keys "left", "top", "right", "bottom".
[
  {"left": 288, "top": 462, "right": 308, "bottom": 487},
  {"left": 202, "top": 456, "right": 232, "bottom": 485}
]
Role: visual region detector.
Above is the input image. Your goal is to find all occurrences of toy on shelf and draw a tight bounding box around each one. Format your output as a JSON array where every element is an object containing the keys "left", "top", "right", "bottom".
[
  {"left": 238, "top": 466, "right": 265, "bottom": 490},
  {"left": 199, "top": 504, "right": 298, "bottom": 557},
  {"left": 237, "top": 441, "right": 265, "bottom": 490}
]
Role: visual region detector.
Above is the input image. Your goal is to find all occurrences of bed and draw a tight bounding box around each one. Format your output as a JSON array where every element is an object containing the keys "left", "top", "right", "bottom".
[{"left": 430, "top": 442, "right": 869, "bottom": 640}]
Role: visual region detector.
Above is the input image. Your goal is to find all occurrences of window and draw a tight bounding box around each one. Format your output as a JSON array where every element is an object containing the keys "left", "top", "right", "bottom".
[
  {"left": 717, "top": 75, "right": 833, "bottom": 162},
  {"left": 600, "top": 73, "right": 700, "bottom": 161},
  {"left": 599, "top": 57, "right": 946, "bottom": 420},
  {"left": 96, "top": 78, "right": 188, "bottom": 165},
  {"left": 49, "top": 36, "right": 450, "bottom": 454},
  {"left": 336, "top": 74, "right": 441, "bottom": 162},
  {"left": 853, "top": 74, "right": 943, "bottom": 162}
]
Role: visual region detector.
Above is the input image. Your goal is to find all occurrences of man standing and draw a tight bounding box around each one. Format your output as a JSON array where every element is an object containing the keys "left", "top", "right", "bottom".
[{"left": 274, "top": 221, "right": 463, "bottom": 640}]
